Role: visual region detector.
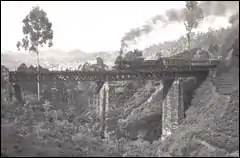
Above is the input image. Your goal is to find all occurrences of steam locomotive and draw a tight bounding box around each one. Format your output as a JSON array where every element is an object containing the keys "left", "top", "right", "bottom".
[
  {"left": 112, "top": 48, "right": 192, "bottom": 71},
  {"left": 113, "top": 56, "right": 219, "bottom": 71},
  {"left": 113, "top": 51, "right": 166, "bottom": 71},
  {"left": 112, "top": 48, "right": 220, "bottom": 71}
]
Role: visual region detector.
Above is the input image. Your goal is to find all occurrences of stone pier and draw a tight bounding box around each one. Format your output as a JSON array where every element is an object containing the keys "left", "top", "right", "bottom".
[
  {"left": 99, "top": 81, "right": 110, "bottom": 139},
  {"left": 89, "top": 78, "right": 185, "bottom": 140},
  {"left": 162, "top": 78, "right": 184, "bottom": 140},
  {"left": 94, "top": 82, "right": 123, "bottom": 138},
  {"left": 98, "top": 82, "right": 109, "bottom": 116},
  {"left": 1, "top": 66, "right": 10, "bottom": 105},
  {"left": 88, "top": 93, "right": 99, "bottom": 109}
]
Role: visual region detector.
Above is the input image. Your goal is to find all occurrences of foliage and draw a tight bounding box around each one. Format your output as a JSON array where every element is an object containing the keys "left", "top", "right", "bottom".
[
  {"left": 17, "top": 63, "right": 28, "bottom": 71},
  {"left": 3, "top": 8, "right": 239, "bottom": 156},
  {"left": 81, "top": 57, "right": 108, "bottom": 71},
  {"left": 16, "top": 63, "right": 49, "bottom": 72},
  {"left": 183, "top": 1, "right": 204, "bottom": 50},
  {"left": 96, "top": 56, "right": 108, "bottom": 70},
  {"left": 1, "top": 99, "right": 119, "bottom": 157},
  {"left": 144, "top": 24, "right": 238, "bottom": 58},
  {"left": 124, "top": 49, "right": 143, "bottom": 61},
  {"left": 228, "top": 12, "right": 239, "bottom": 25},
  {"left": 208, "top": 44, "right": 219, "bottom": 56},
  {"left": 96, "top": 57, "right": 104, "bottom": 67},
  {"left": 114, "top": 55, "right": 124, "bottom": 65},
  {"left": 16, "top": 6, "right": 53, "bottom": 53}
]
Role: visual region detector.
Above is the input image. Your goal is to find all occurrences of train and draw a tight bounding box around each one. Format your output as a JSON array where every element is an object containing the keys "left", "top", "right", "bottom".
[
  {"left": 112, "top": 47, "right": 221, "bottom": 71},
  {"left": 112, "top": 56, "right": 219, "bottom": 71},
  {"left": 113, "top": 55, "right": 164, "bottom": 70}
]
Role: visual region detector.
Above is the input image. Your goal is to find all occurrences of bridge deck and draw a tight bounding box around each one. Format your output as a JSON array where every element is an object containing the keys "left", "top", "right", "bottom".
[{"left": 9, "top": 64, "right": 216, "bottom": 82}]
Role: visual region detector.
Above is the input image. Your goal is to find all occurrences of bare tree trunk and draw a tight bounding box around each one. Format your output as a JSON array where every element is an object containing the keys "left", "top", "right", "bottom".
[
  {"left": 120, "top": 48, "right": 123, "bottom": 57},
  {"left": 36, "top": 49, "right": 40, "bottom": 101},
  {"left": 100, "top": 87, "right": 106, "bottom": 139},
  {"left": 187, "top": 32, "right": 191, "bottom": 50},
  {"left": 188, "top": 38, "right": 191, "bottom": 50}
]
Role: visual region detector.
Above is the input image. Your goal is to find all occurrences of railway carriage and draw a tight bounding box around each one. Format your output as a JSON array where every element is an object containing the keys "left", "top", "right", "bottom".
[
  {"left": 163, "top": 58, "right": 192, "bottom": 68},
  {"left": 113, "top": 49, "right": 220, "bottom": 71}
]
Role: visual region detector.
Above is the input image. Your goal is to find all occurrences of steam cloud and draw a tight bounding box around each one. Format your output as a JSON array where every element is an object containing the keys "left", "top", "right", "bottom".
[
  {"left": 228, "top": 12, "right": 239, "bottom": 24},
  {"left": 120, "top": 1, "right": 239, "bottom": 50}
]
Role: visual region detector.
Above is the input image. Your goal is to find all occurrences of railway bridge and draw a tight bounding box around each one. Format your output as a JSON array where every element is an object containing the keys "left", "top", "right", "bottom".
[{"left": 3, "top": 60, "right": 219, "bottom": 139}]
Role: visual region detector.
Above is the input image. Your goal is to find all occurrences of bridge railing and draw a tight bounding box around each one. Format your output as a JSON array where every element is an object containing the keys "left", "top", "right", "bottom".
[
  {"left": 8, "top": 67, "right": 215, "bottom": 83},
  {"left": 162, "top": 58, "right": 220, "bottom": 66}
]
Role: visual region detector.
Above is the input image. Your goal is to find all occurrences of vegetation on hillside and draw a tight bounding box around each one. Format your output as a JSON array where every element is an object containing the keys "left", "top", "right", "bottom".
[
  {"left": 1, "top": 1, "right": 239, "bottom": 156},
  {"left": 143, "top": 23, "right": 238, "bottom": 59},
  {"left": 183, "top": 1, "right": 204, "bottom": 50}
]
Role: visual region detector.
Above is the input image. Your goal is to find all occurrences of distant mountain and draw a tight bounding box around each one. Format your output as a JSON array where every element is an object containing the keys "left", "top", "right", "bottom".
[{"left": 1, "top": 49, "right": 118, "bottom": 70}]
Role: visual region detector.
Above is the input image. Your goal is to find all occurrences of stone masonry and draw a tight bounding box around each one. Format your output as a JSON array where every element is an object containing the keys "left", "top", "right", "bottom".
[
  {"left": 1, "top": 66, "right": 10, "bottom": 105},
  {"left": 90, "top": 82, "right": 126, "bottom": 116},
  {"left": 162, "top": 78, "right": 184, "bottom": 140},
  {"left": 88, "top": 81, "right": 126, "bottom": 138},
  {"left": 88, "top": 79, "right": 186, "bottom": 140},
  {"left": 99, "top": 82, "right": 109, "bottom": 138}
]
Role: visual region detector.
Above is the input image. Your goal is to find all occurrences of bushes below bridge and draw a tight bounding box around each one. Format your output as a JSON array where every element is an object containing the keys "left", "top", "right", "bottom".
[
  {"left": 1, "top": 100, "right": 121, "bottom": 157},
  {"left": 2, "top": 20, "right": 239, "bottom": 157},
  {"left": 157, "top": 29, "right": 239, "bottom": 157}
]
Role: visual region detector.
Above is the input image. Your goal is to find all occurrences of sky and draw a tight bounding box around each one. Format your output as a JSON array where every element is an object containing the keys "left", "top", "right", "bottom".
[{"left": 1, "top": 1, "right": 232, "bottom": 53}]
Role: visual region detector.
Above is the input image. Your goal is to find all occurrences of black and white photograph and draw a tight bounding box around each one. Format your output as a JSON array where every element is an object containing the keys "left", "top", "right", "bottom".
[{"left": 1, "top": 1, "right": 239, "bottom": 157}]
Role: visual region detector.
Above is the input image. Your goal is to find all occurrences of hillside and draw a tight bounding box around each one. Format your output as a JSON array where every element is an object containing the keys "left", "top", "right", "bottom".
[
  {"left": 158, "top": 55, "right": 239, "bottom": 157},
  {"left": 102, "top": 24, "right": 239, "bottom": 156},
  {"left": 2, "top": 25, "right": 237, "bottom": 71},
  {"left": 1, "top": 21, "right": 239, "bottom": 157}
]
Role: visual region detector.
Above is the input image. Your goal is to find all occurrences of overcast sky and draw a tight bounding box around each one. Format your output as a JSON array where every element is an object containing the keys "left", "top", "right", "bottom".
[{"left": 1, "top": 1, "right": 232, "bottom": 53}]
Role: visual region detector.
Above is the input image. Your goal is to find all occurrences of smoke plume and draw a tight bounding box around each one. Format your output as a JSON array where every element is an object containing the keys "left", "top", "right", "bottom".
[
  {"left": 228, "top": 12, "right": 239, "bottom": 25},
  {"left": 199, "top": 1, "right": 239, "bottom": 17},
  {"left": 120, "top": 1, "right": 239, "bottom": 50}
]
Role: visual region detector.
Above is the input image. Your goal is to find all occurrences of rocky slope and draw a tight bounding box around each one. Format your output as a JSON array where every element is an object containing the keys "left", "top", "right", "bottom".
[
  {"left": 99, "top": 24, "right": 239, "bottom": 156},
  {"left": 2, "top": 22, "right": 238, "bottom": 157},
  {"left": 157, "top": 46, "right": 239, "bottom": 157}
]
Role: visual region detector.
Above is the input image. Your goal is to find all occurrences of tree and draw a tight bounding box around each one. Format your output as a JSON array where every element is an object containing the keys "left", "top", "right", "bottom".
[
  {"left": 16, "top": 6, "right": 54, "bottom": 100},
  {"left": 183, "top": 1, "right": 204, "bottom": 50},
  {"left": 96, "top": 57, "right": 104, "bottom": 69},
  {"left": 100, "top": 87, "right": 107, "bottom": 139},
  {"left": 232, "top": 37, "right": 239, "bottom": 57},
  {"left": 208, "top": 44, "right": 219, "bottom": 56},
  {"left": 78, "top": 64, "right": 82, "bottom": 70},
  {"left": 228, "top": 13, "right": 239, "bottom": 25},
  {"left": 82, "top": 62, "right": 91, "bottom": 71},
  {"left": 156, "top": 52, "right": 163, "bottom": 59},
  {"left": 28, "top": 65, "right": 37, "bottom": 72},
  {"left": 119, "top": 48, "right": 124, "bottom": 57},
  {"left": 133, "top": 49, "right": 143, "bottom": 57},
  {"left": 124, "top": 49, "right": 143, "bottom": 61},
  {"left": 96, "top": 57, "right": 108, "bottom": 70},
  {"left": 17, "top": 63, "right": 28, "bottom": 72}
]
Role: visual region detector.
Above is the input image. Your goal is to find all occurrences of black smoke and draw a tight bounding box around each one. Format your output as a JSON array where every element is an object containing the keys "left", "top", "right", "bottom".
[
  {"left": 120, "top": 15, "right": 169, "bottom": 51},
  {"left": 199, "top": 1, "right": 239, "bottom": 17},
  {"left": 228, "top": 12, "right": 239, "bottom": 24},
  {"left": 165, "top": 9, "right": 184, "bottom": 22},
  {"left": 120, "top": 1, "right": 239, "bottom": 50}
]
